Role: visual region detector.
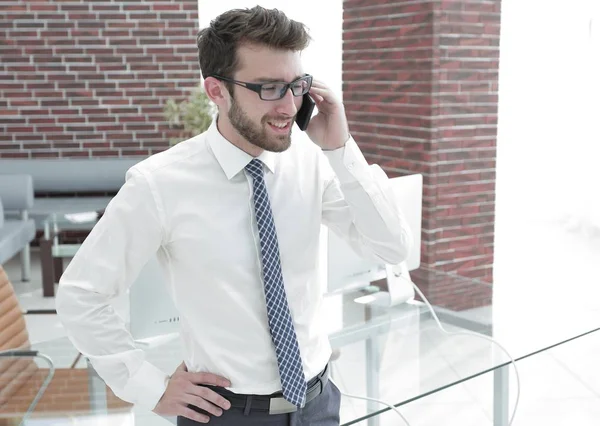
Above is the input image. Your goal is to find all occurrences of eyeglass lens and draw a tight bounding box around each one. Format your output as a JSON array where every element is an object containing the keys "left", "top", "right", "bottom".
[{"left": 260, "top": 77, "right": 311, "bottom": 100}]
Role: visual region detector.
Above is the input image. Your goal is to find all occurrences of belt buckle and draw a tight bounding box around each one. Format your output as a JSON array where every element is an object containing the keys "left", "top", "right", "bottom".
[{"left": 269, "top": 397, "right": 298, "bottom": 415}]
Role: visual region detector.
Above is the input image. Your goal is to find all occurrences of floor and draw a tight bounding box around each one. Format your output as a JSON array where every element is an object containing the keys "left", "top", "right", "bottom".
[{"left": 4, "top": 243, "right": 600, "bottom": 426}]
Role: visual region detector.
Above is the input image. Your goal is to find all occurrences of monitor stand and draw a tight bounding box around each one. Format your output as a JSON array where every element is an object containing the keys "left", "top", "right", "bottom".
[{"left": 368, "top": 262, "right": 415, "bottom": 307}]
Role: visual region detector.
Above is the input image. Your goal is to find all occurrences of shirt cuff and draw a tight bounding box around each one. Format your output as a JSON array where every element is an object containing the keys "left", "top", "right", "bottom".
[
  {"left": 122, "top": 360, "right": 170, "bottom": 411},
  {"left": 323, "top": 136, "right": 371, "bottom": 184}
]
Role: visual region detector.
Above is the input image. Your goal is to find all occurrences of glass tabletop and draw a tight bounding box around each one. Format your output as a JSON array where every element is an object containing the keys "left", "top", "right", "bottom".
[
  {"left": 43, "top": 210, "right": 103, "bottom": 233},
  {"left": 9, "top": 260, "right": 599, "bottom": 426},
  {"left": 326, "top": 276, "right": 600, "bottom": 425},
  {"left": 41, "top": 210, "right": 102, "bottom": 260},
  {"left": 39, "top": 197, "right": 109, "bottom": 237}
]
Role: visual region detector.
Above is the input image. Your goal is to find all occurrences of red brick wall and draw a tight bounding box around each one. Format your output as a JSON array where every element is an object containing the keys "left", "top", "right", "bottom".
[
  {"left": 0, "top": 0, "right": 199, "bottom": 159},
  {"left": 343, "top": 0, "right": 501, "bottom": 310}
]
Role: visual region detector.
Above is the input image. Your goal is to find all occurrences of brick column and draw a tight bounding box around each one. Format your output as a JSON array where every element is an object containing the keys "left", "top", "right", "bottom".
[
  {"left": 343, "top": 0, "right": 501, "bottom": 310},
  {"left": 0, "top": 0, "right": 199, "bottom": 159}
]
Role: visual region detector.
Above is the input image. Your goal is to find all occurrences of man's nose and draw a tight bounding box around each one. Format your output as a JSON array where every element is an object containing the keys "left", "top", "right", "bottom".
[{"left": 274, "top": 87, "right": 299, "bottom": 116}]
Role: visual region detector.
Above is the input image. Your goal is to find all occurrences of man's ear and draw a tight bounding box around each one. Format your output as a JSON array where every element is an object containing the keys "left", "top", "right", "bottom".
[{"left": 204, "top": 77, "right": 229, "bottom": 108}]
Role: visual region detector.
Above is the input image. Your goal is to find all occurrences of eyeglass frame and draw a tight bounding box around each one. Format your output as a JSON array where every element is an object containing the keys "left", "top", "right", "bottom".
[{"left": 208, "top": 74, "right": 313, "bottom": 101}]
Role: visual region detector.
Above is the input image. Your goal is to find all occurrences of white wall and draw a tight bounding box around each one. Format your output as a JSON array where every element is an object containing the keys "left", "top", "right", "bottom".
[
  {"left": 494, "top": 0, "right": 600, "bottom": 346},
  {"left": 197, "top": 1, "right": 343, "bottom": 99},
  {"left": 495, "top": 0, "right": 600, "bottom": 227}
]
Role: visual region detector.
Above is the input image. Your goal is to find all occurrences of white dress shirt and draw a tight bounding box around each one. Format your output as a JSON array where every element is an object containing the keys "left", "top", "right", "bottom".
[{"left": 56, "top": 120, "right": 412, "bottom": 411}]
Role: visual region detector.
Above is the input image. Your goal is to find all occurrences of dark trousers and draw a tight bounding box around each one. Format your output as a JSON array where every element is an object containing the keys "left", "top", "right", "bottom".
[{"left": 177, "top": 379, "right": 341, "bottom": 426}]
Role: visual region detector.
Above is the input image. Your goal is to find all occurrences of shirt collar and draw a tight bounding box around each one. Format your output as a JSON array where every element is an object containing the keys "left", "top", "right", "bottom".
[{"left": 207, "top": 119, "right": 277, "bottom": 180}]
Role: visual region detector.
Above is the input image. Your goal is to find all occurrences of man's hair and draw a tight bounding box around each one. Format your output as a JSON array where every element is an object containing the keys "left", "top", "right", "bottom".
[{"left": 196, "top": 6, "right": 311, "bottom": 83}]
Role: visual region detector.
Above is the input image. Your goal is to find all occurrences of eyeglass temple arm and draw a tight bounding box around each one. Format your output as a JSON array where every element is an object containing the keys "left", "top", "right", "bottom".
[{"left": 212, "top": 76, "right": 262, "bottom": 93}]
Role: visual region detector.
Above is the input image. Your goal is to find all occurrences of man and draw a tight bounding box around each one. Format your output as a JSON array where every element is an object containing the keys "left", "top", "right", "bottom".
[{"left": 56, "top": 6, "right": 412, "bottom": 426}]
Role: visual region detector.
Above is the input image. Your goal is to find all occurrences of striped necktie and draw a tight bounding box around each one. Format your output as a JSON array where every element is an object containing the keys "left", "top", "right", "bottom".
[{"left": 245, "top": 158, "right": 307, "bottom": 407}]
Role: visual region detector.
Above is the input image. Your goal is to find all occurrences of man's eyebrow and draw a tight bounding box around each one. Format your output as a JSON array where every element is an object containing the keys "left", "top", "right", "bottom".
[{"left": 253, "top": 75, "right": 305, "bottom": 83}]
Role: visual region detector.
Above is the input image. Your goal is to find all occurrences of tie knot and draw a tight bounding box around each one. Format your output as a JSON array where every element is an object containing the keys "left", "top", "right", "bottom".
[{"left": 245, "top": 158, "right": 264, "bottom": 179}]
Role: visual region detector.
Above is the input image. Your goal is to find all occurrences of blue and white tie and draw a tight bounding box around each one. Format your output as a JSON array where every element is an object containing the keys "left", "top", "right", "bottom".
[{"left": 245, "top": 159, "right": 307, "bottom": 408}]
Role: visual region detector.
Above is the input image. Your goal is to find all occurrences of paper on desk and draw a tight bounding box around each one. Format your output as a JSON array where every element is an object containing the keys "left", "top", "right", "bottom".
[{"left": 64, "top": 211, "right": 98, "bottom": 223}]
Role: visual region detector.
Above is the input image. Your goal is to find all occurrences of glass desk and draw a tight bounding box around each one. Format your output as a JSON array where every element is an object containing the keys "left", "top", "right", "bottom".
[{"left": 5, "top": 264, "right": 600, "bottom": 426}]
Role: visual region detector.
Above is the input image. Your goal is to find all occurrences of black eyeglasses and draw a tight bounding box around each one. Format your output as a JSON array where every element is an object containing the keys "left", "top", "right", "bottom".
[{"left": 209, "top": 74, "right": 313, "bottom": 101}]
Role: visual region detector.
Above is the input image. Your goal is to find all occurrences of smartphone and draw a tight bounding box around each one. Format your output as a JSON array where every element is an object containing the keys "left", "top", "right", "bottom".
[{"left": 295, "top": 93, "right": 315, "bottom": 131}]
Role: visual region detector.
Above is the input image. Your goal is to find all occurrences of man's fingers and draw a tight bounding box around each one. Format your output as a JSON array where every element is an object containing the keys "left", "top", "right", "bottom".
[
  {"left": 179, "top": 405, "right": 210, "bottom": 424},
  {"left": 309, "top": 86, "right": 330, "bottom": 98},
  {"left": 176, "top": 362, "right": 187, "bottom": 373},
  {"left": 310, "top": 78, "right": 327, "bottom": 89},
  {"left": 309, "top": 86, "right": 338, "bottom": 107},
  {"left": 183, "top": 394, "right": 224, "bottom": 417},
  {"left": 189, "top": 371, "right": 231, "bottom": 388},
  {"left": 187, "top": 384, "right": 232, "bottom": 411}
]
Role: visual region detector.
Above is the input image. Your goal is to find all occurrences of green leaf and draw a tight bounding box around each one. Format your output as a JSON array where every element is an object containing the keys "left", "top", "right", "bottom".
[{"left": 163, "top": 85, "right": 216, "bottom": 145}]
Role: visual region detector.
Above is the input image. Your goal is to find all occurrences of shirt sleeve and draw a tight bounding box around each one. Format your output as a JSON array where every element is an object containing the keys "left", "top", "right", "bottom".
[
  {"left": 55, "top": 167, "right": 169, "bottom": 411},
  {"left": 321, "top": 137, "right": 413, "bottom": 265}
]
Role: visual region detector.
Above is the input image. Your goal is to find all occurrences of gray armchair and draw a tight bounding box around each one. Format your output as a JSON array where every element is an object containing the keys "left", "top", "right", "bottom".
[{"left": 0, "top": 175, "right": 35, "bottom": 281}]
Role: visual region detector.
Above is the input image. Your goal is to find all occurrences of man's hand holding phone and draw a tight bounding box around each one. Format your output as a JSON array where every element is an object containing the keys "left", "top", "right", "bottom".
[
  {"left": 298, "top": 78, "right": 350, "bottom": 151},
  {"left": 153, "top": 362, "right": 232, "bottom": 423}
]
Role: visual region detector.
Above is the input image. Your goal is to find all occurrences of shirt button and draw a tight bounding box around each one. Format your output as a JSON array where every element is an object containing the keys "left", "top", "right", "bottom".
[{"left": 348, "top": 162, "right": 355, "bottom": 170}]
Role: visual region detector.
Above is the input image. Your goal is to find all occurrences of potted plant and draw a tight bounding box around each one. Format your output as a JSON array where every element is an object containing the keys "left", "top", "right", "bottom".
[{"left": 163, "top": 84, "right": 216, "bottom": 146}]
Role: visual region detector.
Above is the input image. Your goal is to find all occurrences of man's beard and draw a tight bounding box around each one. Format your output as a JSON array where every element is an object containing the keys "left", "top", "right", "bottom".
[{"left": 228, "top": 97, "right": 293, "bottom": 153}]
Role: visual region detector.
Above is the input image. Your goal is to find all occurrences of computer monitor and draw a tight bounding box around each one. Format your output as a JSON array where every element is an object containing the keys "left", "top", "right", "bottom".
[
  {"left": 326, "top": 173, "right": 423, "bottom": 297},
  {"left": 129, "top": 254, "right": 179, "bottom": 343}
]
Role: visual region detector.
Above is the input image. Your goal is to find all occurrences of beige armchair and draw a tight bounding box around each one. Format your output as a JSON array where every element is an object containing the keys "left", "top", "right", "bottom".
[
  {"left": 0, "top": 266, "right": 131, "bottom": 425},
  {"left": 0, "top": 266, "right": 41, "bottom": 422}
]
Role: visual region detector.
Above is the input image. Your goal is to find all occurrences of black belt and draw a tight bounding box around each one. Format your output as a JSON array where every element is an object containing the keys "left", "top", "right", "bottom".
[{"left": 193, "top": 364, "right": 329, "bottom": 415}]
